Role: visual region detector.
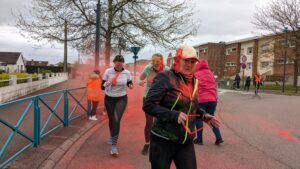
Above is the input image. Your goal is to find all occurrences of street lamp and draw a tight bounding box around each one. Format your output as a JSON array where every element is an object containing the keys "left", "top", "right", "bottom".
[
  {"left": 282, "top": 27, "right": 288, "bottom": 93},
  {"left": 94, "top": 0, "right": 101, "bottom": 69}
]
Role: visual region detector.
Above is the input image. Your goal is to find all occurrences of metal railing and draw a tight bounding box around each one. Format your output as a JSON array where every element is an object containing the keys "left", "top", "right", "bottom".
[{"left": 0, "top": 87, "right": 88, "bottom": 168}]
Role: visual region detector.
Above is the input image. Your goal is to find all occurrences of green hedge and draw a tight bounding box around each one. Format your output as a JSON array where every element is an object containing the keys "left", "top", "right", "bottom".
[
  {"left": 262, "top": 85, "right": 297, "bottom": 91},
  {"left": 26, "top": 65, "right": 63, "bottom": 73}
]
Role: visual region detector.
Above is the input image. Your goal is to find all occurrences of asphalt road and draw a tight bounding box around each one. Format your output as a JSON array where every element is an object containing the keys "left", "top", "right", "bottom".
[{"left": 64, "top": 88, "right": 300, "bottom": 169}]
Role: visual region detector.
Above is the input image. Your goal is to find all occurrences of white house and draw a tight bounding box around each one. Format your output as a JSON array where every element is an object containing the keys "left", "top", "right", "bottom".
[{"left": 0, "top": 52, "right": 26, "bottom": 73}]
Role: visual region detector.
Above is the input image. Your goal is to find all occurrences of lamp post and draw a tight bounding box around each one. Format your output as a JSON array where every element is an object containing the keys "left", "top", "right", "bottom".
[
  {"left": 282, "top": 27, "right": 288, "bottom": 93},
  {"left": 94, "top": 0, "right": 101, "bottom": 69}
]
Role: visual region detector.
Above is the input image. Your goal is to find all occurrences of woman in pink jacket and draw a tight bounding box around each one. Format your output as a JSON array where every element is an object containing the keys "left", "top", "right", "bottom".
[{"left": 194, "top": 59, "right": 224, "bottom": 145}]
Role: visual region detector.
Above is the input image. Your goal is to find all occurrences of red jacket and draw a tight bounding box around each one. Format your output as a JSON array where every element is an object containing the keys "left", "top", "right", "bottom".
[{"left": 195, "top": 59, "right": 217, "bottom": 103}]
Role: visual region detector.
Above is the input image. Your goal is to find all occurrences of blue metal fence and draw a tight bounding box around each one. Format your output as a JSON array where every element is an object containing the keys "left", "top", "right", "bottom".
[{"left": 0, "top": 87, "right": 88, "bottom": 168}]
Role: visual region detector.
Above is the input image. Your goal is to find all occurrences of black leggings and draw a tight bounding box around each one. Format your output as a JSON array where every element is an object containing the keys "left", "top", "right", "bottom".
[
  {"left": 143, "top": 98, "right": 154, "bottom": 143},
  {"left": 149, "top": 134, "right": 197, "bottom": 169},
  {"left": 105, "top": 95, "right": 127, "bottom": 145}
]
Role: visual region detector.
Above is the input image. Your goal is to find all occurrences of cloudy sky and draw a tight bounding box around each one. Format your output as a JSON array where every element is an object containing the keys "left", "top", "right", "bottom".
[{"left": 0, "top": 0, "right": 270, "bottom": 64}]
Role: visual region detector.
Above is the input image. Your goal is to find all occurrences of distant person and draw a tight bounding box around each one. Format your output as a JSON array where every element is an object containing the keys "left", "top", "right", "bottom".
[
  {"left": 194, "top": 59, "right": 223, "bottom": 145},
  {"left": 143, "top": 45, "right": 220, "bottom": 169},
  {"left": 234, "top": 74, "right": 241, "bottom": 90},
  {"left": 244, "top": 76, "right": 251, "bottom": 92},
  {"left": 253, "top": 73, "right": 262, "bottom": 95},
  {"left": 138, "top": 53, "right": 170, "bottom": 155},
  {"left": 101, "top": 55, "right": 133, "bottom": 157},
  {"left": 87, "top": 70, "right": 102, "bottom": 121}
]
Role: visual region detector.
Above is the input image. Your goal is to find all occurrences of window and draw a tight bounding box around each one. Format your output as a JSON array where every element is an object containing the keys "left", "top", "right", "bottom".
[
  {"left": 289, "top": 37, "right": 296, "bottom": 47},
  {"left": 261, "top": 62, "right": 269, "bottom": 69},
  {"left": 276, "top": 59, "right": 284, "bottom": 65},
  {"left": 226, "top": 49, "right": 231, "bottom": 55},
  {"left": 199, "top": 48, "right": 207, "bottom": 53},
  {"left": 261, "top": 44, "right": 270, "bottom": 54},
  {"left": 247, "top": 47, "right": 253, "bottom": 54},
  {"left": 247, "top": 62, "right": 252, "bottom": 69},
  {"left": 226, "top": 47, "right": 237, "bottom": 55},
  {"left": 225, "top": 62, "right": 237, "bottom": 67}
]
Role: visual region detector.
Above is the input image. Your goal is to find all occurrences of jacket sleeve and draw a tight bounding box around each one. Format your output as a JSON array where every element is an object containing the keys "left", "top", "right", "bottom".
[{"left": 143, "top": 73, "right": 180, "bottom": 123}]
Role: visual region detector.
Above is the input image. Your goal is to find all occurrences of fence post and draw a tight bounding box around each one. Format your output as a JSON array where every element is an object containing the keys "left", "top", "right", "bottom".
[
  {"left": 27, "top": 75, "right": 32, "bottom": 83},
  {"left": 38, "top": 74, "right": 42, "bottom": 80},
  {"left": 64, "top": 90, "right": 69, "bottom": 126},
  {"left": 9, "top": 75, "right": 17, "bottom": 85},
  {"left": 33, "top": 97, "right": 40, "bottom": 147}
]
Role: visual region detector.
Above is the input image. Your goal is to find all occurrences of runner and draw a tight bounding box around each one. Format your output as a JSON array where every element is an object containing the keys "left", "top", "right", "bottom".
[
  {"left": 138, "top": 53, "right": 170, "bottom": 155},
  {"left": 101, "top": 55, "right": 133, "bottom": 157},
  {"left": 143, "top": 45, "right": 220, "bottom": 169}
]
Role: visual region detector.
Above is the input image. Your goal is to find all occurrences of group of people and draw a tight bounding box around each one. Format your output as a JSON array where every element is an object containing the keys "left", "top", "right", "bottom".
[
  {"left": 233, "top": 73, "right": 263, "bottom": 94},
  {"left": 86, "top": 45, "right": 223, "bottom": 169}
]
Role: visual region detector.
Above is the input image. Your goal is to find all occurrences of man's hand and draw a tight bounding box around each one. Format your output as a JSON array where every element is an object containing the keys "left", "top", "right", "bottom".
[
  {"left": 128, "top": 84, "right": 133, "bottom": 89},
  {"left": 203, "top": 114, "right": 220, "bottom": 128},
  {"left": 138, "top": 79, "right": 146, "bottom": 86},
  {"left": 177, "top": 112, "right": 187, "bottom": 124}
]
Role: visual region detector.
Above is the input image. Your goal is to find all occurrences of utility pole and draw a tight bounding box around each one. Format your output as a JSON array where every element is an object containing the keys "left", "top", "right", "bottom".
[
  {"left": 63, "top": 20, "right": 68, "bottom": 72},
  {"left": 282, "top": 27, "right": 288, "bottom": 93},
  {"left": 95, "top": 0, "right": 101, "bottom": 69}
]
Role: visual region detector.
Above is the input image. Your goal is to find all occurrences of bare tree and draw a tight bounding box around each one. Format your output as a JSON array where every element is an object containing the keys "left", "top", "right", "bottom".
[
  {"left": 252, "top": 0, "right": 300, "bottom": 87},
  {"left": 15, "top": 0, "right": 198, "bottom": 67}
]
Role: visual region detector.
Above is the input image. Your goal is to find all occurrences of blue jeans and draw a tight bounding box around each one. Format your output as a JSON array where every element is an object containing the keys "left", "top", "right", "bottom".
[{"left": 195, "top": 102, "right": 222, "bottom": 142}]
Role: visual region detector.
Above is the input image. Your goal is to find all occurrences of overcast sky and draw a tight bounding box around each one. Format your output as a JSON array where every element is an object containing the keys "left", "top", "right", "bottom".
[{"left": 0, "top": 0, "right": 270, "bottom": 64}]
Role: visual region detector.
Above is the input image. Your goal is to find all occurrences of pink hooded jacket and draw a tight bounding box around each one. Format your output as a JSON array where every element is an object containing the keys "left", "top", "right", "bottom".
[{"left": 195, "top": 59, "right": 217, "bottom": 103}]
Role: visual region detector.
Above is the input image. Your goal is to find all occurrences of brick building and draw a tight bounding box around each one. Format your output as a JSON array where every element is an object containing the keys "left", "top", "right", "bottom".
[{"left": 194, "top": 42, "right": 226, "bottom": 78}]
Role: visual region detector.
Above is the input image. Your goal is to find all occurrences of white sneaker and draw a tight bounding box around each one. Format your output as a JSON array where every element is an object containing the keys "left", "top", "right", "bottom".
[{"left": 89, "top": 115, "right": 98, "bottom": 121}]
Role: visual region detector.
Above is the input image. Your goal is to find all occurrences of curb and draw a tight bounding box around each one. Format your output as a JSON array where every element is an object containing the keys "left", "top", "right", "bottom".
[{"left": 38, "top": 119, "right": 107, "bottom": 169}]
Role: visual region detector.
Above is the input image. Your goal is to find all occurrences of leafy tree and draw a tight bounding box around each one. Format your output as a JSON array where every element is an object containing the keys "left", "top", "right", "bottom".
[{"left": 15, "top": 0, "right": 199, "bottom": 67}]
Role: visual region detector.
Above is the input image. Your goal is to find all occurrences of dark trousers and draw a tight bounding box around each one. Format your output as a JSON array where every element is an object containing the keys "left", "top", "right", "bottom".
[
  {"left": 236, "top": 81, "right": 240, "bottom": 89},
  {"left": 87, "top": 100, "right": 99, "bottom": 116},
  {"left": 149, "top": 134, "right": 197, "bottom": 169},
  {"left": 195, "top": 102, "right": 222, "bottom": 142},
  {"left": 143, "top": 98, "right": 154, "bottom": 143},
  {"left": 244, "top": 84, "right": 250, "bottom": 91},
  {"left": 105, "top": 95, "right": 127, "bottom": 145}
]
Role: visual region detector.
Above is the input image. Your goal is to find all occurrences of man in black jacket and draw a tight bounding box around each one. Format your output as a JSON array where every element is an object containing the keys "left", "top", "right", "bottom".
[{"left": 143, "top": 45, "right": 220, "bottom": 169}]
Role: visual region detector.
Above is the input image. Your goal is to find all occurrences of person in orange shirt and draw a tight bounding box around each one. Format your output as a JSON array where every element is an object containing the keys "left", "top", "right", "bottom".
[
  {"left": 87, "top": 70, "right": 102, "bottom": 121},
  {"left": 253, "top": 73, "right": 262, "bottom": 95}
]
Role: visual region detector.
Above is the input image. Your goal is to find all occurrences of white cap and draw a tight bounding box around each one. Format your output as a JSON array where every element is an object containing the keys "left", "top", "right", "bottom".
[{"left": 175, "top": 44, "right": 199, "bottom": 61}]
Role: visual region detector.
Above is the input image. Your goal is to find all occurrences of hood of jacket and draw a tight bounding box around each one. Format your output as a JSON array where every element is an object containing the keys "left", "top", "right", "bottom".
[{"left": 196, "top": 59, "right": 209, "bottom": 71}]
